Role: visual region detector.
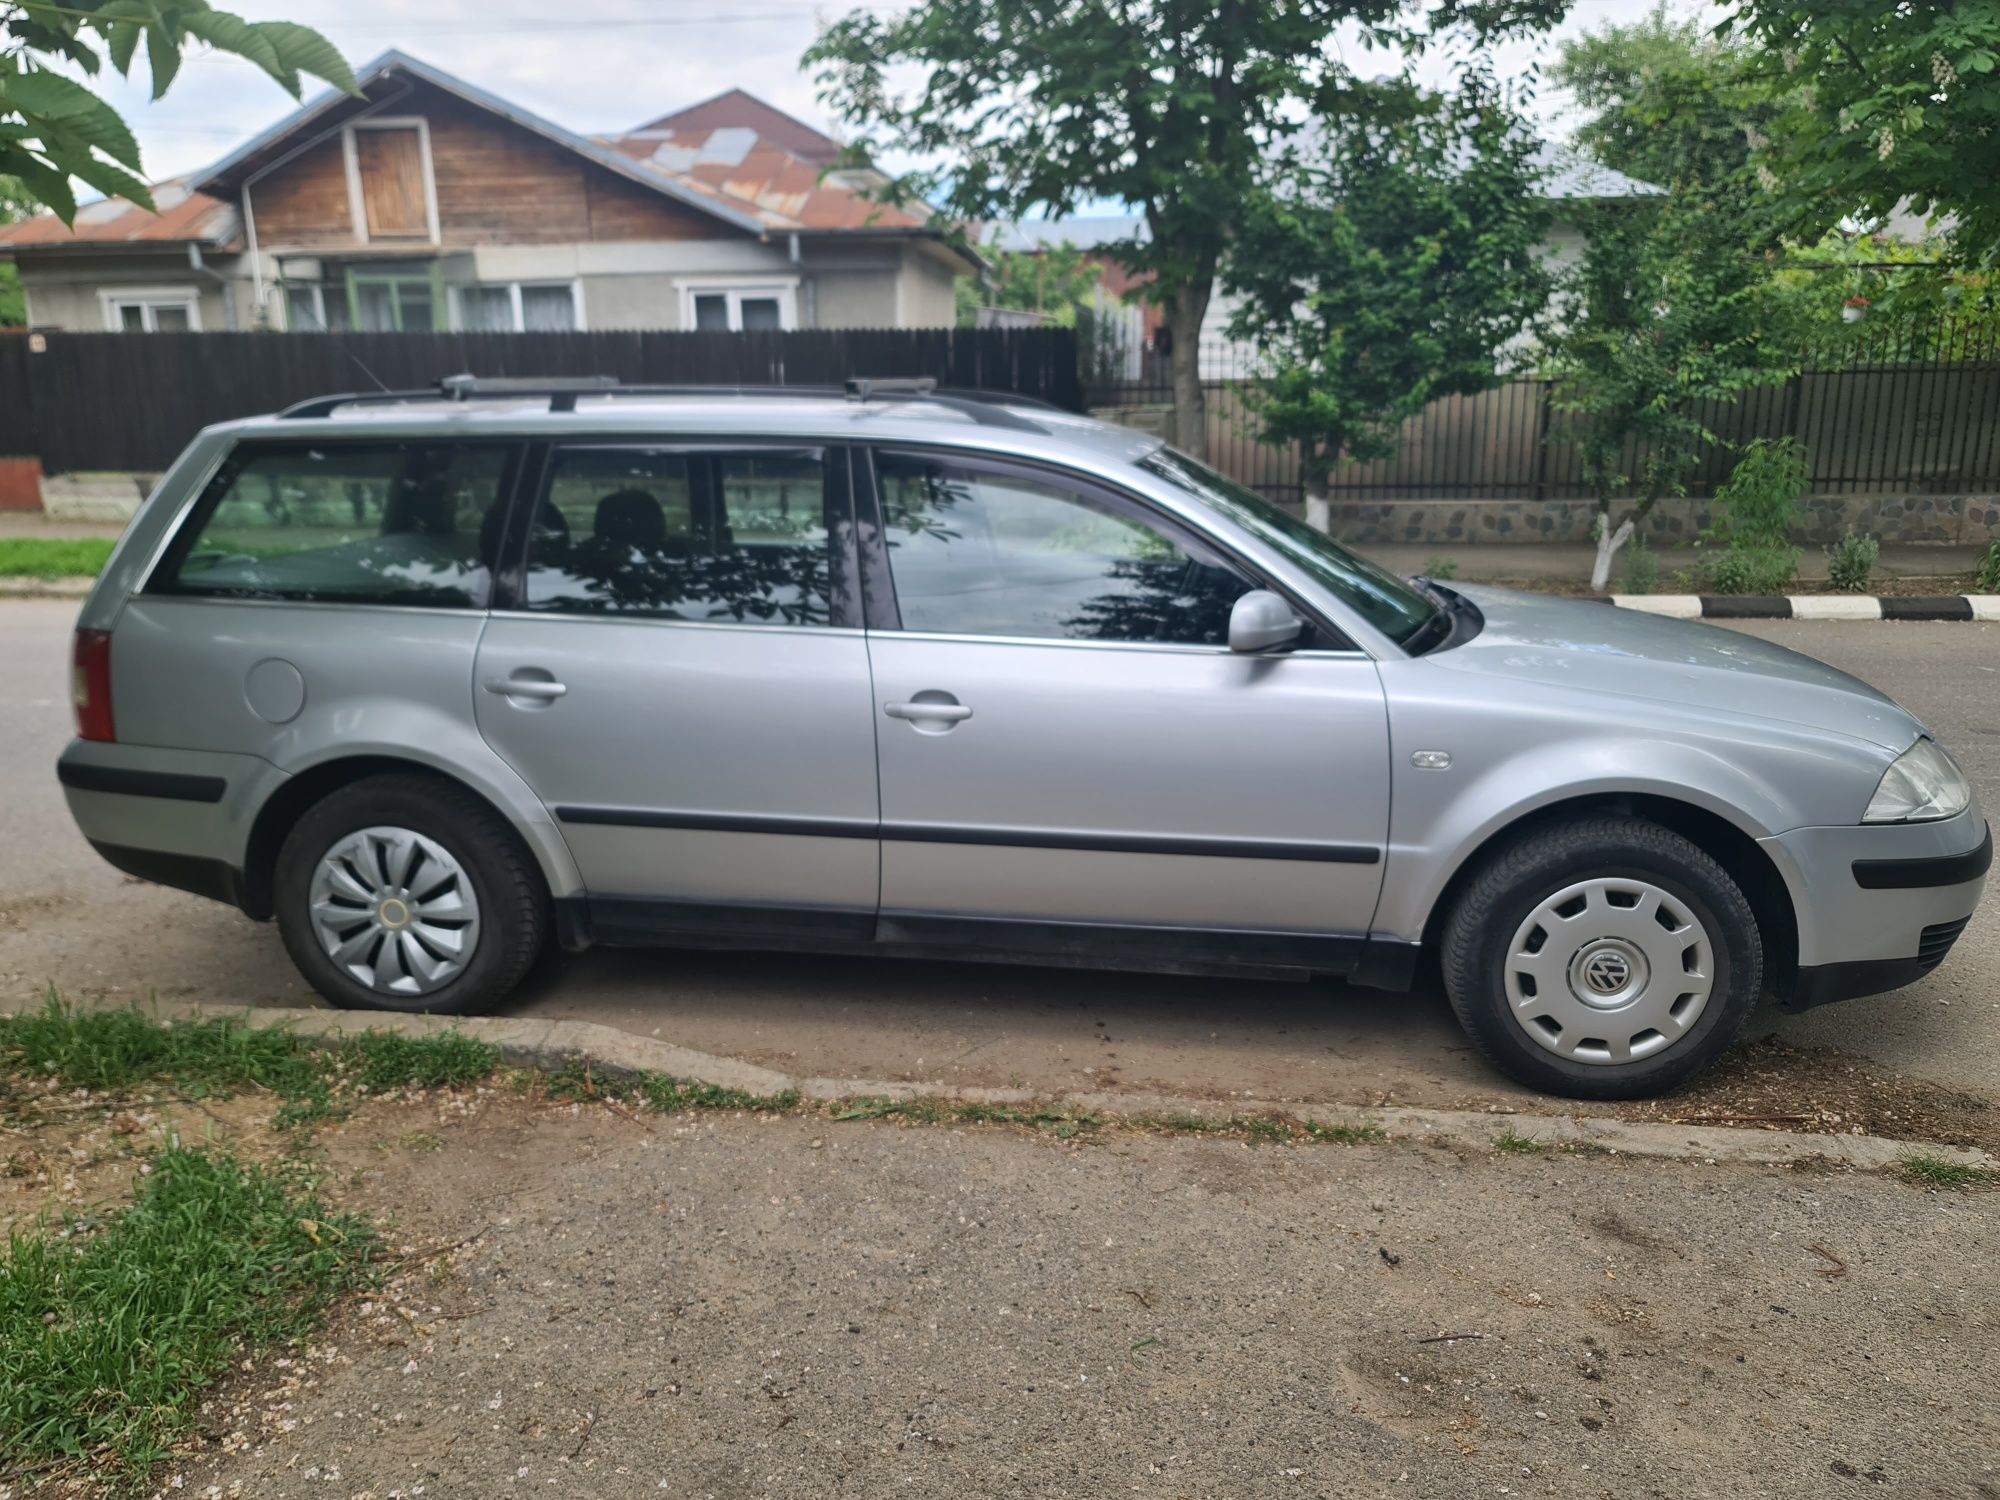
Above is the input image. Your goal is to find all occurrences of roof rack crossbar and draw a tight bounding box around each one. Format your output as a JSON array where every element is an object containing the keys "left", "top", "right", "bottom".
[{"left": 276, "top": 375, "right": 1053, "bottom": 430}]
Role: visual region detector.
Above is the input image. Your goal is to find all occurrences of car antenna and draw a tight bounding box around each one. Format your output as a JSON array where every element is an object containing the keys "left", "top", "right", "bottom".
[{"left": 347, "top": 352, "right": 391, "bottom": 393}]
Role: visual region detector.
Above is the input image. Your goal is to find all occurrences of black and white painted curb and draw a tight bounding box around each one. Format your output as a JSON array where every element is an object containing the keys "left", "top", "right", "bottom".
[{"left": 1609, "top": 593, "right": 2000, "bottom": 621}]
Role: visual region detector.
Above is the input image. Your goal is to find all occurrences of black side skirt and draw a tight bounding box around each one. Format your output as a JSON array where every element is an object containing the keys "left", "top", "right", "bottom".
[{"left": 560, "top": 894, "right": 1419, "bottom": 988}]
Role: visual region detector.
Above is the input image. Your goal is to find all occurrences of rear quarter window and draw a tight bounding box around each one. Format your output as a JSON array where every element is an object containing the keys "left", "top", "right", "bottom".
[{"left": 154, "top": 442, "right": 519, "bottom": 608}]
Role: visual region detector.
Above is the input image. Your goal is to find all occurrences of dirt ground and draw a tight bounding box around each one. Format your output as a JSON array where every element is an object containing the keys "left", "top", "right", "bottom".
[{"left": 11, "top": 1084, "right": 1989, "bottom": 1500}]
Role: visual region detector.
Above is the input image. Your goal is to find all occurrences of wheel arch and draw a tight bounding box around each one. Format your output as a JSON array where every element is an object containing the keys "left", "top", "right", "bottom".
[
  {"left": 240, "top": 753, "right": 579, "bottom": 921},
  {"left": 1416, "top": 792, "right": 1800, "bottom": 1000}
]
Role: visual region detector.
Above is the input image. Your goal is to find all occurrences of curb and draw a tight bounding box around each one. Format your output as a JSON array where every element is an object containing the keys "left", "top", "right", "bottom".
[
  {"left": 0, "top": 576, "right": 92, "bottom": 599},
  {"left": 1610, "top": 592, "right": 2000, "bottom": 621},
  {"left": 25, "top": 996, "right": 1993, "bottom": 1176}
]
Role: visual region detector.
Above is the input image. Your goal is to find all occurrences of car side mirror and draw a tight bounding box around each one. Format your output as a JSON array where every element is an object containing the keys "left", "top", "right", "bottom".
[{"left": 1228, "top": 589, "right": 1304, "bottom": 654}]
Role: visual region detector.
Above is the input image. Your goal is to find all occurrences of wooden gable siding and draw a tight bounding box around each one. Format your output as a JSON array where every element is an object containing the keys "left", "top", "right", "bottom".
[
  {"left": 248, "top": 134, "right": 353, "bottom": 244},
  {"left": 357, "top": 127, "right": 428, "bottom": 236},
  {"left": 245, "top": 83, "right": 732, "bottom": 249}
]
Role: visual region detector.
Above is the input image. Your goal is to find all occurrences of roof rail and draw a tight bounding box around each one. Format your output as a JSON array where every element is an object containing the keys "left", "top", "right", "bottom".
[{"left": 276, "top": 375, "right": 1053, "bottom": 430}]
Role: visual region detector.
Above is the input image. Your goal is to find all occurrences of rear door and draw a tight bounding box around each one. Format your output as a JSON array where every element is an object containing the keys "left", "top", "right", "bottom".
[
  {"left": 473, "top": 439, "right": 880, "bottom": 944},
  {"left": 859, "top": 446, "right": 1391, "bottom": 971}
]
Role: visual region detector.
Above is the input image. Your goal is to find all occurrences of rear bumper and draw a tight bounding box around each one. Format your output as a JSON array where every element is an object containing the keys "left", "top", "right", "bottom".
[{"left": 58, "top": 739, "right": 280, "bottom": 915}]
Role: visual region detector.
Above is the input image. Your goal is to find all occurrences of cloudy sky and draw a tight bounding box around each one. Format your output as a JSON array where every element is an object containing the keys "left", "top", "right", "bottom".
[{"left": 94, "top": 0, "right": 1699, "bottom": 194}]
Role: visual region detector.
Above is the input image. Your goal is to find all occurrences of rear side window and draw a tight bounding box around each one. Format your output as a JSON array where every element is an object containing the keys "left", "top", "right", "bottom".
[
  {"left": 157, "top": 442, "right": 518, "bottom": 607},
  {"left": 523, "top": 445, "right": 833, "bottom": 627}
]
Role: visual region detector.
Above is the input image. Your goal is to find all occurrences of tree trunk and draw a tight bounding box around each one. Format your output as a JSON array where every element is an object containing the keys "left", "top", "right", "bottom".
[
  {"left": 1164, "top": 280, "right": 1211, "bottom": 461},
  {"left": 1591, "top": 516, "right": 1636, "bottom": 592}
]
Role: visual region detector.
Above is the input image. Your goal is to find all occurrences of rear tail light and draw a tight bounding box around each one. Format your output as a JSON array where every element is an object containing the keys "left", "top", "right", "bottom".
[{"left": 72, "top": 629, "right": 115, "bottom": 742}]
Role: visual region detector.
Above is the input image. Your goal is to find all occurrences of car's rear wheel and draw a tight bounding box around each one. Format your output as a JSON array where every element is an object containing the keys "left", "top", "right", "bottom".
[
  {"left": 1440, "top": 818, "right": 1762, "bottom": 1099},
  {"left": 273, "top": 773, "right": 547, "bottom": 1015}
]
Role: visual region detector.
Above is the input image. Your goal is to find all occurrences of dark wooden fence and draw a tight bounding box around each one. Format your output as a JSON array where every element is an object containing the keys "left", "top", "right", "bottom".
[
  {"left": 0, "top": 327, "right": 1084, "bottom": 474},
  {"left": 1090, "top": 325, "right": 2000, "bottom": 504}
]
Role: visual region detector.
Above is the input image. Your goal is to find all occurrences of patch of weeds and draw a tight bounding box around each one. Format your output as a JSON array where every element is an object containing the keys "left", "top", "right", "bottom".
[
  {"left": 540, "top": 1055, "right": 619, "bottom": 1103},
  {"left": 0, "top": 537, "right": 117, "bottom": 580},
  {"left": 645, "top": 1075, "right": 799, "bottom": 1115},
  {"left": 342, "top": 1029, "right": 499, "bottom": 1094},
  {"left": 0, "top": 1145, "right": 375, "bottom": 1485},
  {"left": 1240, "top": 1114, "right": 1293, "bottom": 1144},
  {"left": 1300, "top": 1120, "right": 1387, "bottom": 1145},
  {"left": 1897, "top": 1153, "right": 1998, "bottom": 1189},
  {"left": 1495, "top": 1126, "right": 1547, "bottom": 1154},
  {"left": 1422, "top": 555, "right": 1459, "bottom": 581},
  {"left": 1975, "top": 541, "right": 2000, "bottom": 594},
  {"left": 1157, "top": 1113, "right": 1229, "bottom": 1133}
]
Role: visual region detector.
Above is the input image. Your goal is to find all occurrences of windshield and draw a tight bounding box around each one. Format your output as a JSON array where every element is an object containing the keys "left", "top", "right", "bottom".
[{"left": 1137, "top": 449, "right": 1442, "bottom": 647}]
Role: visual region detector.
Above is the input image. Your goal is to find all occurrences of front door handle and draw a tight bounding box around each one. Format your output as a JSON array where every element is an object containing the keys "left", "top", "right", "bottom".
[
  {"left": 884, "top": 698, "right": 972, "bottom": 723},
  {"left": 484, "top": 675, "right": 567, "bottom": 701}
]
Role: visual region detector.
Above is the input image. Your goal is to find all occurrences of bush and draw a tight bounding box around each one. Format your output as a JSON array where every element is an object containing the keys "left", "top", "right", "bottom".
[
  {"left": 1978, "top": 542, "right": 2000, "bottom": 594},
  {"left": 1825, "top": 532, "right": 1879, "bottom": 593},
  {"left": 1620, "top": 534, "right": 1659, "bottom": 595},
  {"left": 1692, "top": 545, "right": 1799, "bottom": 596},
  {"left": 1707, "top": 437, "right": 1809, "bottom": 549}
]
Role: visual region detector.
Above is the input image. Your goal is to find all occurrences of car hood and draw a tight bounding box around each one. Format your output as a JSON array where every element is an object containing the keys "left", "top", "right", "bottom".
[{"left": 1430, "top": 584, "right": 1922, "bottom": 752}]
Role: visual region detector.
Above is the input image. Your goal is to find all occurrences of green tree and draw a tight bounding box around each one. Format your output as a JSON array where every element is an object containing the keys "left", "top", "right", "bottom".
[
  {"left": 806, "top": 0, "right": 1568, "bottom": 460},
  {"left": 1, "top": 1, "right": 355, "bottom": 223},
  {"left": 1551, "top": 3, "right": 1781, "bottom": 210},
  {"left": 956, "top": 244, "right": 1105, "bottom": 327},
  {"left": 1225, "top": 72, "right": 1554, "bottom": 528},
  {"left": 0, "top": 175, "right": 26, "bottom": 324},
  {"left": 1721, "top": 0, "right": 2000, "bottom": 262},
  {"left": 1547, "top": 196, "right": 1800, "bottom": 591}
]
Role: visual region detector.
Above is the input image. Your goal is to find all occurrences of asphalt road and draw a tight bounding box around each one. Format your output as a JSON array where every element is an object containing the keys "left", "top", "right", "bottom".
[{"left": 2, "top": 596, "right": 1995, "bottom": 1108}]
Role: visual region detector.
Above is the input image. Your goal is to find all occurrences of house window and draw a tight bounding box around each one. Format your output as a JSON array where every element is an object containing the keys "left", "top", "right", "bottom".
[
  {"left": 101, "top": 288, "right": 201, "bottom": 332},
  {"left": 681, "top": 282, "right": 796, "bottom": 332},
  {"left": 348, "top": 266, "right": 443, "bottom": 332},
  {"left": 343, "top": 118, "right": 439, "bottom": 244},
  {"left": 283, "top": 284, "right": 351, "bottom": 332},
  {"left": 453, "top": 282, "right": 582, "bottom": 333}
]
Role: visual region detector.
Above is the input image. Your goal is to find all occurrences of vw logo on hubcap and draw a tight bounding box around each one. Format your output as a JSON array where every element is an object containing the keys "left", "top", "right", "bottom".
[{"left": 1582, "top": 950, "right": 1631, "bottom": 994}]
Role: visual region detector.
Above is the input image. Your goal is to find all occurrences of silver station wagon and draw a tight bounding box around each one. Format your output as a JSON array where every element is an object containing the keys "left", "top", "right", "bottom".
[{"left": 59, "top": 378, "right": 1990, "bottom": 1099}]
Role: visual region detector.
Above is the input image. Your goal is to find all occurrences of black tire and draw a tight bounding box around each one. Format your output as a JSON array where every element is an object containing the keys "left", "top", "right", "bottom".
[
  {"left": 1440, "top": 818, "right": 1761, "bottom": 1100},
  {"left": 273, "top": 773, "right": 548, "bottom": 1015}
]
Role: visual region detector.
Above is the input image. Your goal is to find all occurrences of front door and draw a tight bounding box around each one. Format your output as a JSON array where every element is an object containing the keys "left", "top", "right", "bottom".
[
  {"left": 474, "top": 440, "right": 879, "bottom": 944},
  {"left": 861, "top": 448, "right": 1391, "bottom": 971}
]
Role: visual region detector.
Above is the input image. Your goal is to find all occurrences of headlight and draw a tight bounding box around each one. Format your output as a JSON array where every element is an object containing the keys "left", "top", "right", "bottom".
[{"left": 1863, "top": 738, "right": 1971, "bottom": 823}]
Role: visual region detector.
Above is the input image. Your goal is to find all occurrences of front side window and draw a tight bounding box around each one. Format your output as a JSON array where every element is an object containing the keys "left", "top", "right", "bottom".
[
  {"left": 456, "top": 283, "right": 579, "bottom": 333},
  {"left": 157, "top": 443, "right": 516, "bottom": 607},
  {"left": 1139, "top": 448, "right": 1439, "bottom": 646},
  {"left": 524, "top": 446, "right": 832, "bottom": 627},
  {"left": 874, "top": 451, "right": 1255, "bottom": 645},
  {"left": 684, "top": 284, "right": 795, "bottom": 332}
]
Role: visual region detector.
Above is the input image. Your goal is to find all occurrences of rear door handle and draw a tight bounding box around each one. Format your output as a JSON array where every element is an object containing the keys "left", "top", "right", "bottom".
[
  {"left": 884, "top": 700, "right": 972, "bottom": 722},
  {"left": 484, "top": 675, "right": 567, "bottom": 701}
]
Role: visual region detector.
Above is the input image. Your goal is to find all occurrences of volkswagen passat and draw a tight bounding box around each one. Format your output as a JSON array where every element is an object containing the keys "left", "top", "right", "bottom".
[{"left": 58, "top": 378, "right": 1989, "bottom": 1098}]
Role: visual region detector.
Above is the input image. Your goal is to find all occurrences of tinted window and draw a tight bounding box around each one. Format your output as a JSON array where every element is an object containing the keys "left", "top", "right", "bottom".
[
  {"left": 875, "top": 451, "right": 1254, "bottom": 644},
  {"left": 525, "top": 446, "right": 832, "bottom": 627},
  {"left": 159, "top": 443, "right": 515, "bottom": 606}
]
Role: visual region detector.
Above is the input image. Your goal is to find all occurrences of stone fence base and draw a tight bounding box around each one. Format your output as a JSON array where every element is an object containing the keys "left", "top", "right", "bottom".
[{"left": 1321, "top": 493, "right": 1999, "bottom": 548}]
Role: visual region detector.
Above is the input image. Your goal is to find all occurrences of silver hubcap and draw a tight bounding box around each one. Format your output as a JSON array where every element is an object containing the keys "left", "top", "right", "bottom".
[
  {"left": 308, "top": 826, "right": 481, "bottom": 997},
  {"left": 1503, "top": 877, "right": 1714, "bottom": 1066}
]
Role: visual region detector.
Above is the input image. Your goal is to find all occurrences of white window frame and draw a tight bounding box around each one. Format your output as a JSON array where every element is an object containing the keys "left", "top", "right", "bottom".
[
  {"left": 449, "top": 279, "right": 585, "bottom": 333},
  {"left": 99, "top": 286, "right": 203, "bottom": 332},
  {"left": 676, "top": 276, "right": 799, "bottom": 332},
  {"left": 281, "top": 283, "right": 328, "bottom": 331},
  {"left": 342, "top": 116, "right": 441, "bottom": 244}
]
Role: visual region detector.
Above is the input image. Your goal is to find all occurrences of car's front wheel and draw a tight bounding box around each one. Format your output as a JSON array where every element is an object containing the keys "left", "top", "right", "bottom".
[
  {"left": 1440, "top": 818, "right": 1762, "bottom": 1099},
  {"left": 273, "top": 773, "right": 548, "bottom": 1014}
]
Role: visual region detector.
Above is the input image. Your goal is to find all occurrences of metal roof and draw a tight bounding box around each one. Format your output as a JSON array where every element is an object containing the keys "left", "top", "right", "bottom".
[{"left": 0, "top": 179, "right": 239, "bottom": 251}]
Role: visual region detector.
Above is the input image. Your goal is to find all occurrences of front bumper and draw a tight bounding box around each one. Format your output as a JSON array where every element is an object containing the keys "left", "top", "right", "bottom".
[{"left": 1763, "top": 809, "right": 1989, "bottom": 1011}]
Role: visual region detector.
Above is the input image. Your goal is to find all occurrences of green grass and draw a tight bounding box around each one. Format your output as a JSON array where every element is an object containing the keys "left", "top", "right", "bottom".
[
  {"left": 0, "top": 537, "right": 117, "bottom": 580},
  {"left": 0, "top": 1147, "right": 375, "bottom": 1485},
  {"left": 0, "top": 995, "right": 498, "bottom": 1130},
  {"left": 1897, "top": 1153, "right": 1999, "bottom": 1189},
  {"left": 1494, "top": 1126, "right": 1548, "bottom": 1154}
]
